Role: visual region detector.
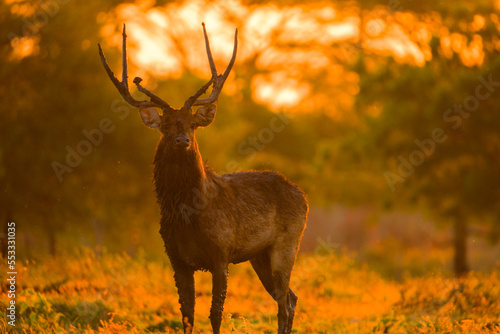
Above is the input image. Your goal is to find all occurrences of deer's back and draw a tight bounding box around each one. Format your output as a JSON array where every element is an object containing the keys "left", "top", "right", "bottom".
[
  {"left": 164, "top": 170, "right": 307, "bottom": 270},
  {"left": 215, "top": 170, "right": 307, "bottom": 262},
  {"left": 221, "top": 170, "right": 308, "bottom": 220}
]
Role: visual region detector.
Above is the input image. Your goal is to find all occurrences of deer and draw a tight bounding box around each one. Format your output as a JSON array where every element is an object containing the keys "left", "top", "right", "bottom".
[{"left": 98, "top": 23, "right": 308, "bottom": 334}]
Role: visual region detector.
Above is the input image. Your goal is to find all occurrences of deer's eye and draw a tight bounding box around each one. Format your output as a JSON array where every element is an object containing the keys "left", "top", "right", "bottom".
[{"left": 190, "top": 123, "right": 196, "bottom": 130}]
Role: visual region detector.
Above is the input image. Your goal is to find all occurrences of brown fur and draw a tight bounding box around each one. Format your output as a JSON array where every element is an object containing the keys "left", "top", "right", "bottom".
[
  {"left": 98, "top": 24, "right": 307, "bottom": 333},
  {"left": 149, "top": 106, "right": 308, "bottom": 334}
]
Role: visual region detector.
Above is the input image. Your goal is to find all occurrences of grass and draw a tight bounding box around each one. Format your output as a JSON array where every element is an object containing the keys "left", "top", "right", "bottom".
[{"left": 1, "top": 248, "right": 499, "bottom": 333}]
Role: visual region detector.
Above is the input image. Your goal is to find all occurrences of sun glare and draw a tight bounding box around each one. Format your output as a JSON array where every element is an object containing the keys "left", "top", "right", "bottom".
[
  {"left": 129, "top": 23, "right": 183, "bottom": 78},
  {"left": 9, "top": 36, "right": 39, "bottom": 61},
  {"left": 102, "top": 0, "right": 362, "bottom": 109},
  {"left": 252, "top": 72, "right": 310, "bottom": 110},
  {"left": 97, "top": 0, "right": 490, "bottom": 110}
]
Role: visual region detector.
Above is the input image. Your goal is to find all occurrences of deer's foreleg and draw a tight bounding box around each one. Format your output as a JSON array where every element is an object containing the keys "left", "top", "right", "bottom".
[
  {"left": 209, "top": 264, "right": 229, "bottom": 334},
  {"left": 173, "top": 264, "right": 195, "bottom": 334}
]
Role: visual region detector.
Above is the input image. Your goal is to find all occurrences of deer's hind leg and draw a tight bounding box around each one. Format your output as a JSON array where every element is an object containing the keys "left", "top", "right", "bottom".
[
  {"left": 250, "top": 247, "right": 299, "bottom": 334},
  {"left": 270, "top": 245, "right": 299, "bottom": 334}
]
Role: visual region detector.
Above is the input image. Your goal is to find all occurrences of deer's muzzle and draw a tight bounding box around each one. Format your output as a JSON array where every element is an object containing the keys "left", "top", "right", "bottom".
[{"left": 175, "top": 134, "right": 191, "bottom": 149}]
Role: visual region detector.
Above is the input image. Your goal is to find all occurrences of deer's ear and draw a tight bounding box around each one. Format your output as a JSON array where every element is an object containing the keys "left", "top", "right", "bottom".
[
  {"left": 139, "top": 107, "right": 161, "bottom": 129},
  {"left": 194, "top": 104, "right": 217, "bottom": 127}
]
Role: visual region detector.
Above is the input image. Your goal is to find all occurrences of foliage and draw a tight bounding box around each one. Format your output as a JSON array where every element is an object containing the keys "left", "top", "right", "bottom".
[
  {"left": 348, "top": 1, "right": 500, "bottom": 274},
  {"left": 1, "top": 249, "right": 499, "bottom": 333},
  {"left": 2, "top": 0, "right": 500, "bottom": 279}
]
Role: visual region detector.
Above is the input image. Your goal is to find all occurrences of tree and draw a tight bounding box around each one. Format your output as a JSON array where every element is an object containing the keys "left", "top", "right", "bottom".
[
  {"left": 352, "top": 1, "right": 500, "bottom": 276},
  {"left": 0, "top": 0, "right": 158, "bottom": 256}
]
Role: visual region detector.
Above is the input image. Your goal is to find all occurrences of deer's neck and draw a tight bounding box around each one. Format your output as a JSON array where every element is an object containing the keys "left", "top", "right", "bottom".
[{"left": 153, "top": 137, "right": 208, "bottom": 219}]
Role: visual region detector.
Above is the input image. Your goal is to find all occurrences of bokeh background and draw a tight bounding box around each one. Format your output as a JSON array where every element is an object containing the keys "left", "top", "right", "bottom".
[{"left": 2, "top": 0, "right": 500, "bottom": 281}]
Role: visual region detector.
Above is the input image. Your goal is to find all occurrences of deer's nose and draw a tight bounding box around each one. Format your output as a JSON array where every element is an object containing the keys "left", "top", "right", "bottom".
[{"left": 175, "top": 135, "right": 190, "bottom": 148}]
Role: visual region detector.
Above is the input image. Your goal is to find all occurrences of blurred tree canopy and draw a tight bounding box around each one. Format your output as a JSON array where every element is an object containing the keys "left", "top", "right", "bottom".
[
  {"left": 1, "top": 0, "right": 499, "bottom": 276},
  {"left": 351, "top": 1, "right": 500, "bottom": 276}
]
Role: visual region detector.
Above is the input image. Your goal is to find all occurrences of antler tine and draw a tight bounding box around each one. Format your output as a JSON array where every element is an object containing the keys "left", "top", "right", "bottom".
[
  {"left": 133, "top": 77, "right": 171, "bottom": 108},
  {"left": 202, "top": 22, "right": 218, "bottom": 79},
  {"left": 98, "top": 24, "right": 169, "bottom": 109},
  {"left": 220, "top": 28, "right": 238, "bottom": 81},
  {"left": 121, "top": 24, "right": 129, "bottom": 90},
  {"left": 184, "top": 24, "right": 238, "bottom": 109},
  {"left": 183, "top": 76, "right": 215, "bottom": 109}
]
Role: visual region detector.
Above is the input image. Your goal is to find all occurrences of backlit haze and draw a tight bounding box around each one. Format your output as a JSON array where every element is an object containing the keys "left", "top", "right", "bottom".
[{"left": 8, "top": 0, "right": 492, "bottom": 116}]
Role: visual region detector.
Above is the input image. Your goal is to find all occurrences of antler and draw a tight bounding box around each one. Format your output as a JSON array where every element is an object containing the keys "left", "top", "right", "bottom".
[
  {"left": 184, "top": 23, "right": 238, "bottom": 109},
  {"left": 98, "top": 25, "right": 170, "bottom": 109}
]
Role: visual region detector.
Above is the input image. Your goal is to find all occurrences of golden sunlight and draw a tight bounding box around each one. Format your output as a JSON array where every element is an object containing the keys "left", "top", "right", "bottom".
[
  {"left": 98, "top": 0, "right": 485, "bottom": 110},
  {"left": 9, "top": 36, "right": 39, "bottom": 61},
  {"left": 128, "top": 23, "right": 183, "bottom": 78},
  {"left": 252, "top": 72, "right": 310, "bottom": 110},
  {"left": 9, "top": 2, "right": 36, "bottom": 17},
  {"left": 101, "top": 0, "right": 359, "bottom": 109}
]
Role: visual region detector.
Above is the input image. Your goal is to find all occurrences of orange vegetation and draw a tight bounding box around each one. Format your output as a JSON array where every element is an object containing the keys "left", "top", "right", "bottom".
[{"left": 1, "top": 248, "right": 499, "bottom": 333}]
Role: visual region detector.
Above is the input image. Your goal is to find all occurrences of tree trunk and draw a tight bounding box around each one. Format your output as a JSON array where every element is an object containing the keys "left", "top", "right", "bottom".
[{"left": 453, "top": 216, "right": 469, "bottom": 277}]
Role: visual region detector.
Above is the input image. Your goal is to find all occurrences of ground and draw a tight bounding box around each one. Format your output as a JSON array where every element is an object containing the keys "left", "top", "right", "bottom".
[{"left": 1, "top": 248, "right": 499, "bottom": 333}]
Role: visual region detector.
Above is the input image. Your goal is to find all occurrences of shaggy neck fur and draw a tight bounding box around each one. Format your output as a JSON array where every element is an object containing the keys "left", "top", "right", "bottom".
[{"left": 153, "top": 136, "right": 207, "bottom": 219}]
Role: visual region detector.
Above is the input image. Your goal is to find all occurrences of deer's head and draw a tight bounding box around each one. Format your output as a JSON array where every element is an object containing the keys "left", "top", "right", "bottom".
[{"left": 98, "top": 23, "right": 237, "bottom": 150}]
